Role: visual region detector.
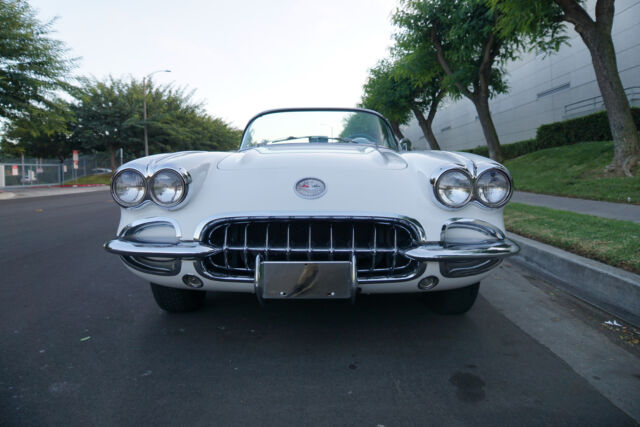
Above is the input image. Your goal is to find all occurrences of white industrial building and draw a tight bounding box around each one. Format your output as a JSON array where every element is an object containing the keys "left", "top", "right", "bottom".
[{"left": 402, "top": 0, "right": 640, "bottom": 151}]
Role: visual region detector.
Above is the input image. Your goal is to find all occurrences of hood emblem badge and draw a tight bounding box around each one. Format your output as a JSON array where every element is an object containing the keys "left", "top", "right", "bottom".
[{"left": 294, "top": 178, "right": 327, "bottom": 199}]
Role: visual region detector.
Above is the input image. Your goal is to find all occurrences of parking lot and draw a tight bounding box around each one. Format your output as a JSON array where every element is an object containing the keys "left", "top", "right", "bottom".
[{"left": 1, "top": 190, "right": 638, "bottom": 426}]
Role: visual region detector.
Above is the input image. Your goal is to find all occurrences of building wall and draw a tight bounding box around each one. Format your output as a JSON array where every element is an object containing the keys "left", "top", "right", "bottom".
[{"left": 403, "top": 0, "right": 640, "bottom": 151}]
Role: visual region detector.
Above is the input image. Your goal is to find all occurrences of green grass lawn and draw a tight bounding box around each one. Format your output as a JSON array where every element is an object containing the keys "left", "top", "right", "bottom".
[
  {"left": 66, "top": 173, "right": 111, "bottom": 185},
  {"left": 504, "top": 202, "right": 640, "bottom": 274},
  {"left": 504, "top": 141, "right": 640, "bottom": 204}
]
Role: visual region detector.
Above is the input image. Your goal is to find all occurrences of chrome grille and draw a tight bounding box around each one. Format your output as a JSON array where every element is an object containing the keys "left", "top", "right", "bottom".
[{"left": 197, "top": 217, "right": 423, "bottom": 282}]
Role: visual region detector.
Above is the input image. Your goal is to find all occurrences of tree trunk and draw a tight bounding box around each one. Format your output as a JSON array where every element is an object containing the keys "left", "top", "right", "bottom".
[
  {"left": 411, "top": 105, "right": 441, "bottom": 150},
  {"left": 390, "top": 121, "right": 405, "bottom": 139},
  {"left": 578, "top": 26, "right": 640, "bottom": 176},
  {"left": 472, "top": 95, "right": 503, "bottom": 162},
  {"left": 109, "top": 144, "right": 116, "bottom": 171}
]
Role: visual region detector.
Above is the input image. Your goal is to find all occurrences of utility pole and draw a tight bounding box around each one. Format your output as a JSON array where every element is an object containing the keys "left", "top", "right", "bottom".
[{"left": 142, "top": 69, "right": 171, "bottom": 157}]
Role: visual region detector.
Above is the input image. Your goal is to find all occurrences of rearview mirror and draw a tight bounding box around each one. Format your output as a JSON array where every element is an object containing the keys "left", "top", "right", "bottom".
[{"left": 399, "top": 138, "right": 411, "bottom": 152}]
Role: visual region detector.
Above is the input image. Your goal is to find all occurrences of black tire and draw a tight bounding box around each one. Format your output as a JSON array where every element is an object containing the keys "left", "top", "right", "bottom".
[
  {"left": 150, "top": 283, "right": 206, "bottom": 313},
  {"left": 425, "top": 283, "right": 479, "bottom": 315}
]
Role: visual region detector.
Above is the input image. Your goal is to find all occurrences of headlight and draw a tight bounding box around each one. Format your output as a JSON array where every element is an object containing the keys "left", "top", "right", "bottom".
[
  {"left": 476, "top": 169, "right": 512, "bottom": 207},
  {"left": 111, "top": 169, "right": 146, "bottom": 207},
  {"left": 435, "top": 169, "right": 473, "bottom": 208},
  {"left": 149, "top": 169, "right": 187, "bottom": 207}
]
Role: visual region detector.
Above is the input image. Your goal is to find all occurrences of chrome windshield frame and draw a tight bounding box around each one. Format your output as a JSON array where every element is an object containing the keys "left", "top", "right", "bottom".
[{"left": 239, "top": 107, "right": 399, "bottom": 152}]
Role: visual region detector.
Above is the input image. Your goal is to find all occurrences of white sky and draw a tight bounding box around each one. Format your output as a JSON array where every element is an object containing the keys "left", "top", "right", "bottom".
[{"left": 29, "top": 0, "right": 399, "bottom": 129}]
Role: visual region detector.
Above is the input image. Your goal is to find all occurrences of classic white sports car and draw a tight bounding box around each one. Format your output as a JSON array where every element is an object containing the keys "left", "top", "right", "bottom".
[{"left": 105, "top": 108, "right": 519, "bottom": 313}]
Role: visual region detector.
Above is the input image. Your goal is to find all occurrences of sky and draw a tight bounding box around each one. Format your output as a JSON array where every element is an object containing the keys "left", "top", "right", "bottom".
[{"left": 29, "top": 0, "right": 400, "bottom": 129}]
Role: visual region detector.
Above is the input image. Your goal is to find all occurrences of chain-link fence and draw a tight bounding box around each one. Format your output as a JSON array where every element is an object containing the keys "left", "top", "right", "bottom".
[{"left": 0, "top": 152, "right": 117, "bottom": 188}]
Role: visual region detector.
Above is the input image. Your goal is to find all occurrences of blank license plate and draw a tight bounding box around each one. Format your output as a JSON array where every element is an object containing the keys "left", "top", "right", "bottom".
[{"left": 258, "top": 261, "right": 354, "bottom": 299}]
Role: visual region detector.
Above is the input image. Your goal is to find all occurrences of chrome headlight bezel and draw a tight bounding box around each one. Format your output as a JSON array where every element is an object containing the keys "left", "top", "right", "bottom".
[
  {"left": 148, "top": 168, "right": 189, "bottom": 208},
  {"left": 431, "top": 166, "right": 513, "bottom": 209},
  {"left": 111, "top": 169, "right": 147, "bottom": 208},
  {"left": 433, "top": 168, "right": 474, "bottom": 208},
  {"left": 475, "top": 168, "right": 513, "bottom": 208}
]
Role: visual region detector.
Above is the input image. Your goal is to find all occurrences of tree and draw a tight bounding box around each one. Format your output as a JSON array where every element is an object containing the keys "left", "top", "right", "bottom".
[
  {"left": 362, "top": 49, "right": 445, "bottom": 150},
  {"left": 361, "top": 59, "right": 414, "bottom": 139},
  {"left": 70, "top": 77, "right": 241, "bottom": 169},
  {"left": 133, "top": 81, "right": 240, "bottom": 154},
  {"left": 71, "top": 77, "right": 138, "bottom": 169},
  {"left": 492, "top": 0, "right": 640, "bottom": 176},
  {"left": 395, "top": 48, "right": 446, "bottom": 150},
  {"left": 1, "top": 100, "right": 74, "bottom": 162},
  {"left": 0, "top": 0, "right": 75, "bottom": 120},
  {"left": 394, "top": 0, "right": 541, "bottom": 161}
]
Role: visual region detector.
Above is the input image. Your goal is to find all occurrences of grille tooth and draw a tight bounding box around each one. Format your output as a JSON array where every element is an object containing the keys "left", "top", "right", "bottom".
[{"left": 199, "top": 217, "right": 421, "bottom": 282}]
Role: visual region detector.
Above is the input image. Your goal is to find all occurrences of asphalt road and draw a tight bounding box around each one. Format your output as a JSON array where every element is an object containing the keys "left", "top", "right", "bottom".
[{"left": 0, "top": 191, "right": 637, "bottom": 426}]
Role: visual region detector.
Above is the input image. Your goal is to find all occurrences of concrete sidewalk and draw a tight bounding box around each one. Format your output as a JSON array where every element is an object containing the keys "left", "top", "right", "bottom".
[
  {"left": 512, "top": 191, "right": 640, "bottom": 223},
  {"left": 0, "top": 185, "right": 108, "bottom": 200}
]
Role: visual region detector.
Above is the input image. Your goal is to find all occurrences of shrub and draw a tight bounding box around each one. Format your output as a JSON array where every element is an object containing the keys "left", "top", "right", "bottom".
[{"left": 463, "top": 107, "right": 640, "bottom": 160}]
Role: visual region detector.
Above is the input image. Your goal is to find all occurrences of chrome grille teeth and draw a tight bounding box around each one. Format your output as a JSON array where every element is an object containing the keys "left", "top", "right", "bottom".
[{"left": 199, "top": 217, "right": 422, "bottom": 283}]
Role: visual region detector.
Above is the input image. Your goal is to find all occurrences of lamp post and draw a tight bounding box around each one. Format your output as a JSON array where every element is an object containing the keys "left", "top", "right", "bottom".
[
  {"left": 319, "top": 123, "right": 333, "bottom": 138},
  {"left": 142, "top": 69, "right": 171, "bottom": 156}
]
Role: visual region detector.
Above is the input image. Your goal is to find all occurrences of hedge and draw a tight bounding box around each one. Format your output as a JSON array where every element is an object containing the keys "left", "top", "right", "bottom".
[{"left": 464, "top": 107, "right": 640, "bottom": 160}]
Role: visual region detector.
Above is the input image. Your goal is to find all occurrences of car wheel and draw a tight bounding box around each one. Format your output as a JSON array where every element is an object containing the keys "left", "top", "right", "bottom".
[
  {"left": 150, "top": 283, "right": 206, "bottom": 313},
  {"left": 425, "top": 282, "right": 479, "bottom": 315}
]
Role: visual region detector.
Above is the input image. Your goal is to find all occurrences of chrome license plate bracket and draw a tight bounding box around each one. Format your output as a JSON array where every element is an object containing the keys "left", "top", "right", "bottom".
[{"left": 256, "top": 259, "right": 355, "bottom": 300}]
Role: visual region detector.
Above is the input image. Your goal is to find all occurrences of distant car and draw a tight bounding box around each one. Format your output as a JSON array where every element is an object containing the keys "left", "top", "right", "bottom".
[
  {"left": 20, "top": 175, "right": 38, "bottom": 184},
  {"left": 92, "top": 168, "right": 112, "bottom": 174},
  {"left": 104, "top": 108, "right": 519, "bottom": 313}
]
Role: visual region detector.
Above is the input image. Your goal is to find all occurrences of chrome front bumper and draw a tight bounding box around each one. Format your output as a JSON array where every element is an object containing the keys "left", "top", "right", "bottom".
[
  {"left": 104, "top": 217, "right": 519, "bottom": 273},
  {"left": 104, "top": 239, "right": 217, "bottom": 258},
  {"left": 104, "top": 235, "right": 519, "bottom": 261}
]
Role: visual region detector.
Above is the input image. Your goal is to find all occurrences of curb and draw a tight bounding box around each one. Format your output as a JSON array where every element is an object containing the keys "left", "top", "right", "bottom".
[{"left": 507, "top": 232, "right": 640, "bottom": 327}]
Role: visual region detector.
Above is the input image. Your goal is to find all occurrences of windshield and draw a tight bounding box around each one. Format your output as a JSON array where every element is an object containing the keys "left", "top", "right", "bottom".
[{"left": 240, "top": 109, "right": 397, "bottom": 150}]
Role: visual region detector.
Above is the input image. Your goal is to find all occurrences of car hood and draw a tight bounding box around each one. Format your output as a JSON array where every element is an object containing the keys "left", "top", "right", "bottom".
[{"left": 217, "top": 144, "right": 408, "bottom": 170}]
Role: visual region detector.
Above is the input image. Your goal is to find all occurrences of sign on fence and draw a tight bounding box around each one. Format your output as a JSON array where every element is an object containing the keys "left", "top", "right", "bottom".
[
  {"left": 72, "top": 150, "right": 79, "bottom": 170},
  {"left": 11, "top": 165, "right": 18, "bottom": 176}
]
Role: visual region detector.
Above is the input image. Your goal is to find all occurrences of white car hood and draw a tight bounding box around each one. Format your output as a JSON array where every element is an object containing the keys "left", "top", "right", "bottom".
[
  {"left": 217, "top": 144, "right": 408, "bottom": 171},
  {"left": 116, "top": 147, "right": 508, "bottom": 240}
]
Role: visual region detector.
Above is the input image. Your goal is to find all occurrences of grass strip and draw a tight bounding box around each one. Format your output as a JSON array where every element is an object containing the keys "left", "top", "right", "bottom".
[
  {"left": 504, "top": 202, "right": 640, "bottom": 274},
  {"left": 65, "top": 173, "right": 111, "bottom": 185},
  {"left": 504, "top": 141, "right": 640, "bottom": 204}
]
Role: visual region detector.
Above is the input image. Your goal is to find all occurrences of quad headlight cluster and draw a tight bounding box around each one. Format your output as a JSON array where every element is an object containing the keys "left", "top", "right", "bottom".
[
  {"left": 111, "top": 168, "right": 188, "bottom": 208},
  {"left": 434, "top": 168, "right": 512, "bottom": 209}
]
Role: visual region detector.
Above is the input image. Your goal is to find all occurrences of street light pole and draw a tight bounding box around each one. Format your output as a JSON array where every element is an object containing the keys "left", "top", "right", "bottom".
[{"left": 142, "top": 69, "right": 171, "bottom": 156}]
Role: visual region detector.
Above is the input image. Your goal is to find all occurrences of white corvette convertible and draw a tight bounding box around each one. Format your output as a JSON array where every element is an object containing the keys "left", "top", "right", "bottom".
[{"left": 105, "top": 108, "right": 519, "bottom": 313}]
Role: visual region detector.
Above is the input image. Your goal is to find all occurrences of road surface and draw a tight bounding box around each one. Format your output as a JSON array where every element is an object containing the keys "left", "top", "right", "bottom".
[{"left": 1, "top": 191, "right": 638, "bottom": 426}]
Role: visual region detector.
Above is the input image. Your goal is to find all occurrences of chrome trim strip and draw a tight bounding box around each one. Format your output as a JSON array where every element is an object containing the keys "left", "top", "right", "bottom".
[
  {"left": 121, "top": 255, "right": 181, "bottom": 276},
  {"left": 439, "top": 258, "right": 501, "bottom": 278},
  {"left": 350, "top": 254, "right": 357, "bottom": 303},
  {"left": 403, "top": 238, "right": 520, "bottom": 261},
  {"left": 104, "top": 239, "right": 218, "bottom": 258},
  {"left": 440, "top": 218, "right": 505, "bottom": 241},
  {"left": 119, "top": 217, "right": 183, "bottom": 239},
  {"left": 254, "top": 254, "right": 264, "bottom": 304},
  {"left": 193, "top": 211, "right": 427, "bottom": 243},
  {"left": 404, "top": 218, "right": 519, "bottom": 261}
]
